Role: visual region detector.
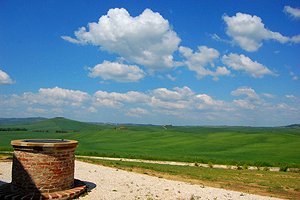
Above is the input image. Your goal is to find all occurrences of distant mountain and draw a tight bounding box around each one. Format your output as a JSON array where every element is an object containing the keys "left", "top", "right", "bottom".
[
  {"left": 0, "top": 117, "right": 47, "bottom": 125},
  {"left": 284, "top": 124, "right": 300, "bottom": 128}
]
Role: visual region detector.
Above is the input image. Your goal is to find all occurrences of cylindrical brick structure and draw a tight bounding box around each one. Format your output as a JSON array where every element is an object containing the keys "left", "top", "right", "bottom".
[{"left": 11, "top": 139, "right": 78, "bottom": 193}]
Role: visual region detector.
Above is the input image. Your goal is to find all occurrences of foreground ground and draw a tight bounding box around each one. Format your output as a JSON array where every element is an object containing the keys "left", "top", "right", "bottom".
[{"left": 0, "top": 160, "right": 281, "bottom": 200}]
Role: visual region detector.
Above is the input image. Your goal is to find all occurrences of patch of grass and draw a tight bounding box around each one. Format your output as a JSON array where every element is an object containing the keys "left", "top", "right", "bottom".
[
  {"left": 77, "top": 158, "right": 300, "bottom": 200},
  {"left": 0, "top": 152, "right": 12, "bottom": 161}
]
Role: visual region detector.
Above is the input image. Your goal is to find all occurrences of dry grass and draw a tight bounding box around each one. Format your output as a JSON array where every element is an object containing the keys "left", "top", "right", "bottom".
[{"left": 0, "top": 153, "right": 12, "bottom": 162}]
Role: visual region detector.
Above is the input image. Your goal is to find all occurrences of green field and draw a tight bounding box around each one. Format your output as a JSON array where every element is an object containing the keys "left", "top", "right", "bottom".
[{"left": 0, "top": 117, "right": 299, "bottom": 167}]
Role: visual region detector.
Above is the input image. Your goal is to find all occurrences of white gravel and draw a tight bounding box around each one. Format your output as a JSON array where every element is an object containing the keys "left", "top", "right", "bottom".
[{"left": 0, "top": 161, "right": 281, "bottom": 200}]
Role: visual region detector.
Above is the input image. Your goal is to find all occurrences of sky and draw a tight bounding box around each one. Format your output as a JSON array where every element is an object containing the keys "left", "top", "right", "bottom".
[{"left": 0, "top": 0, "right": 300, "bottom": 126}]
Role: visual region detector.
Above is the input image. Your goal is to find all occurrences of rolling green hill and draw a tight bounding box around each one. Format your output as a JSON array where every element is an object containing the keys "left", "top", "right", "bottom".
[
  {"left": 0, "top": 117, "right": 299, "bottom": 167},
  {"left": 0, "top": 117, "right": 104, "bottom": 132},
  {"left": 0, "top": 117, "right": 47, "bottom": 125}
]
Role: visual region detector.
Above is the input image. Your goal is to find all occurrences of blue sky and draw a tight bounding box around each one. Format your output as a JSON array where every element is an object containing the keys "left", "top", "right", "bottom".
[{"left": 0, "top": 0, "right": 299, "bottom": 126}]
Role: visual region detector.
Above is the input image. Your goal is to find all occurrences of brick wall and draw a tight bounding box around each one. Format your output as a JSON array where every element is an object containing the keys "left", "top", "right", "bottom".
[{"left": 12, "top": 145, "right": 77, "bottom": 193}]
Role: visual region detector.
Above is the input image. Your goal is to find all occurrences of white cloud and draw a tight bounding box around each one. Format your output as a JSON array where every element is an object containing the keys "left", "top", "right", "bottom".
[
  {"left": 87, "top": 106, "right": 97, "bottom": 113},
  {"left": 210, "top": 33, "right": 232, "bottom": 44},
  {"left": 285, "top": 94, "right": 297, "bottom": 99},
  {"left": 1, "top": 86, "right": 299, "bottom": 126},
  {"left": 27, "top": 107, "right": 47, "bottom": 114},
  {"left": 150, "top": 97, "right": 189, "bottom": 110},
  {"left": 173, "top": 86, "right": 195, "bottom": 97},
  {"left": 231, "top": 87, "right": 259, "bottom": 99},
  {"left": 93, "top": 90, "right": 149, "bottom": 108},
  {"left": 223, "top": 12, "right": 298, "bottom": 51},
  {"left": 262, "top": 93, "right": 275, "bottom": 98},
  {"left": 23, "top": 87, "right": 90, "bottom": 106},
  {"left": 166, "top": 74, "right": 176, "bottom": 81},
  {"left": 152, "top": 88, "right": 183, "bottom": 100},
  {"left": 291, "top": 34, "right": 300, "bottom": 43},
  {"left": 233, "top": 99, "right": 256, "bottom": 110},
  {"left": 126, "top": 107, "right": 149, "bottom": 117},
  {"left": 0, "top": 69, "right": 14, "bottom": 84},
  {"left": 289, "top": 71, "right": 298, "bottom": 80},
  {"left": 230, "top": 87, "right": 275, "bottom": 110},
  {"left": 88, "top": 61, "right": 145, "bottom": 82},
  {"left": 179, "top": 46, "right": 230, "bottom": 79},
  {"left": 61, "top": 36, "right": 82, "bottom": 44},
  {"left": 284, "top": 5, "right": 300, "bottom": 19},
  {"left": 62, "top": 8, "right": 180, "bottom": 70},
  {"left": 152, "top": 86, "right": 194, "bottom": 101},
  {"left": 276, "top": 103, "right": 292, "bottom": 110},
  {"left": 222, "top": 53, "right": 275, "bottom": 78},
  {"left": 149, "top": 87, "right": 194, "bottom": 110},
  {"left": 196, "top": 94, "right": 227, "bottom": 110}
]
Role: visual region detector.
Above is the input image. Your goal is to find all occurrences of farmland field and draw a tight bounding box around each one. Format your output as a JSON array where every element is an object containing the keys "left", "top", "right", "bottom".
[{"left": 0, "top": 117, "right": 299, "bottom": 167}]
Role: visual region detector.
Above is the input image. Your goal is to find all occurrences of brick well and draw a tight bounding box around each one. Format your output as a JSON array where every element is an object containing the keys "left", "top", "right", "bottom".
[{"left": 11, "top": 139, "right": 78, "bottom": 193}]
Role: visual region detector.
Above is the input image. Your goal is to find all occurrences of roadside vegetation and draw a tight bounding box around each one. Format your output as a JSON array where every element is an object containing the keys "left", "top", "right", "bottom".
[{"left": 0, "top": 153, "right": 12, "bottom": 162}]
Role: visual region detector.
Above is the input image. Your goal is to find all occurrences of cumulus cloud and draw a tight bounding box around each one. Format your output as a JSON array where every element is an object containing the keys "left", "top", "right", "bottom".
[
  {"left": 93, "top": 90, "right": 149, "bottom": 108},
  {"left": 23, "top": 87, "right": 90, "bottom": 106},
  {"left": 92, "top": 86, "right": 227, "bottom": 112},
  {"left": 150, "top": 97, "right": 189, "bottom": 110},
  {"left": 291, "top": 34, "right": 300, "bottom": 43},
  {"left": 152, "top": 88, "right": 183, "bottom": 100},
  {"left": 230, "top": 87, "right": 275, "bottom": 110},
  {"left": 284, "top": 5, "right": 300, "bottom": 19},
  {"left": 126, "top": 107, "right": 149, "bottom": 117},
  {"left": 62, "top": 8, "right": 180, "bottom": 70},
  {"left": 179, "top": 46, "right": 230, "bottom": 79},
  {"left": 88, "top": 61, "right": 145, "bottom": 82},
  {"left": 149, "top": 86, "right": 233, "bottom": 111},
  {"left": 1, "top": 86, "right": 299, "bottom": 126},
  {"left": 223, "top": 12, "right": 299, "bottom": 51},
  {"left": 233, "top": 99, "right": 256, "bottom": 110},
  {"left": 149, "top": 86, "right": 195, "bottom": 110},
  {"left": 0, "top": 69, "right": 14, "bottom": 84},
  {"left": 231, "top": 87, "right": 260, "bottom": 99},
  {"left": 222, "top": 53, "right": 275, "bottom": 78},
  {"left": 151, "top": 86, "right": 194, "bottom": 100},
  {"left": 196, "top": 94, "right": 228, "bottom": 110}
]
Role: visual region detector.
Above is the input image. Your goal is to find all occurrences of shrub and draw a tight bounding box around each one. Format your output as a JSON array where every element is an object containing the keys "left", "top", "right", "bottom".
[
  {"left": 263, "top": 167, "right": 270, "bottom": 171},
  {"left": 279, "top": 165, "right": 288, "bottom": 172},
  {"left": 242, "top": 164, "right": 249, "bottom": 170}
]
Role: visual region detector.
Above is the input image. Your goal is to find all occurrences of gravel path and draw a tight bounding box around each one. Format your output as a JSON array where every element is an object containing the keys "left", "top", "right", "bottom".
[
  {"left": 0, "top": 161, "right": 281, "bottom": 200},
  {"left": 75, "top": 155, "right": 281, "bottom": 171}
]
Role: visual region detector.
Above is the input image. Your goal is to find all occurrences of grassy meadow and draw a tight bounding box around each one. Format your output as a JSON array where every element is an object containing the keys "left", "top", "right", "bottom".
[{"left": 0, "top": 117, "right": 299, "bottom": 167}]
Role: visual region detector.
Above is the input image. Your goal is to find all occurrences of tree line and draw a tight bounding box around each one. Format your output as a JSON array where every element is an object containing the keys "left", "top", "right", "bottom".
[{"left": 0, "top": 128, "right": 28, "bottom": 131}]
